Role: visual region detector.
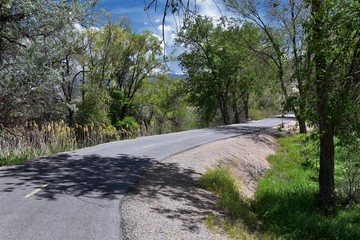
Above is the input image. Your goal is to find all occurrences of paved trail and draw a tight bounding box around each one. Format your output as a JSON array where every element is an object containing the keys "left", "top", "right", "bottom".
[{"left": 0, "top": 116, "right": 293, "bottom": 240}]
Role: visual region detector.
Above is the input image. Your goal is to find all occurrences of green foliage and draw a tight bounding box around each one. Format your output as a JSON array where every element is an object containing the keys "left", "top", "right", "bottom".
[
  {"left": 115, "top": 116, "right": 139, "bottom": 137},
  {"left": 336, "top": 143, "right": 360, "bottom": 203},
  {"left": 0, "top": 0, "right": 93, "bottom": 127},
  {"left": 201, "top": 135, "right": 360, "bottom": 239},
  {"left": 135, "top": 75, "right": 198, "bottom": 134},
  {"left": 109, "top": 90, "right": 131, "bottom": 125},
  {"left": 177, "top": 17, "right": 270, "bottom": 125},
  {"left": 84, "top": 19, "right": 164, "bottom": 122},
  {"left": 77, "top": 82, "right": 111, "bottom": 126},
  {"left": 0, "top": 2, "right": 199, "bottom": 163}
]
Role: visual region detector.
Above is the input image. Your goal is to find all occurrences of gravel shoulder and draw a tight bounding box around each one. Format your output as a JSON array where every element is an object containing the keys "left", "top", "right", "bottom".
[{"left": 121, "top": 122, "right": 297, "bottom": 240}]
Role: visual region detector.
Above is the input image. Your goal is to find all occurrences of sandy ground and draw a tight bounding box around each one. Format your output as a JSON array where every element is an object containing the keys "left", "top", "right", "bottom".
[{"left": 121, "top": 121, "right": 298, "bottom": 240}]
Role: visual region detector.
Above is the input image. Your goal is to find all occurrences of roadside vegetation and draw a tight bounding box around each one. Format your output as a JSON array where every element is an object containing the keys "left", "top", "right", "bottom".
[
  {"left": 201, "top": 134, "right": 360, "bottom": 239},
  {"left": 0, "top": 121, "right": 121, "bottom": 166},
  {"left": 2, "top": 0, "right": 359, "bottom": 215},
  {"left": 0, "top": 1, "right": 280, "bottom": 166},
  {"left": 154, "top": 0, "right": 360, "bottom": 213}
]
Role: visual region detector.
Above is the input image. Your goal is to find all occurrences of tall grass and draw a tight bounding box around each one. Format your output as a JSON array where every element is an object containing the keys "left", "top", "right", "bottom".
[
  {"left": 200, "top": 167, "right": 260, "bottom": 239},
  {"left": 201, "top": 134, "right": 360, "bottom": 239},
  {"left": 0, "top": 121, "right": 122, "bottom": 166}
]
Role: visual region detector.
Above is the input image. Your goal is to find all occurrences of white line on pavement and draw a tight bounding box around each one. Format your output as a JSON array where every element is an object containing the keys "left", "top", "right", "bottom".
[{"left": 25, "top": 184, "right": 49, "bottom": 198}]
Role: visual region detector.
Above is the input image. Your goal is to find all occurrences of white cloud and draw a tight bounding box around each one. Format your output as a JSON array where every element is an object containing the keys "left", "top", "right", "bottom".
[
  {"left": 155, "top": 24, "right": 177, "bottom": 53},
  {"left": 198, "top": 0, "right": 222, "bottom": 18},
  {"left": 197, "top": 0, "right": 233, "bottom": 19}
]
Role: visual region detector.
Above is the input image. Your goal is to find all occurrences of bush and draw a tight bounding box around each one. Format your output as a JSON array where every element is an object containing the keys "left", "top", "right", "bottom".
[{"left": 115, "top": 116, "right": 139, "bottom": 138}]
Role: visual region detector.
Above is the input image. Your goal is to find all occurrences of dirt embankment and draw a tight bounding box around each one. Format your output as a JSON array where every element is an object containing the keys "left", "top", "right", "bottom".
[{"left": 121, "top": 121, "right": 298, "bottom": 240}]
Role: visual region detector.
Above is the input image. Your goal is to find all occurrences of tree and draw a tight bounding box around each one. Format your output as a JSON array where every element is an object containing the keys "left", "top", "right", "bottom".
[
  {"left": 0, "top": 0, "right": 93, "bottom": 127},
  {"left": 135, "top": 75, "right": 192, "bottom": 134},
  {"left": 108, "top": 30, "right": 164, "bottom": 122},
  {"left": 223, "top": 0, "right": 309, "bottom": 133},
  {"left": 176, "top": 16, "right": 264, "bottom": 125},
  {"left": 81, "top": 17, "right": 164, "bottom": 126},
  {"left": 306, "top": 0, "right": 360, "bottom": 212}
]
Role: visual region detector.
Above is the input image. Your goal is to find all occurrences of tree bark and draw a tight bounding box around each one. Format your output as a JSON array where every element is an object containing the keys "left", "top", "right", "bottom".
[
  {"left": 220, "top": 101, "right": 230, "bottom": 125},
  {"left": 298, "top": 118, "right": 307, "bottom": 134},
  {"left": 243, "top": 93, "right": 249, "bottom": 120},
  {"left": 232, "top": 89, "right": 241, "bottom": 124},
  {"left": 319, "top": 121, "right": 335, "bottom": 212},
  {"left": 67, "top": 108, "right": 75, "bottom": 127}
]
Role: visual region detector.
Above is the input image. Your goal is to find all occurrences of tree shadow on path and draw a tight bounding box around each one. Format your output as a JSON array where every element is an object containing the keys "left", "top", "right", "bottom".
[
  {"left": 123, "top": 160, "right": 222, "bottom": 235},
  {"left": 0, "top": 153, "right": 154, "bottom": 201}
]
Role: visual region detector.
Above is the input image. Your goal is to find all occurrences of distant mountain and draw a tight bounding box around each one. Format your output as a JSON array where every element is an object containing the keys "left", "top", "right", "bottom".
[{"left": 167, "top": 73, "right": 187, "bottom": 79}]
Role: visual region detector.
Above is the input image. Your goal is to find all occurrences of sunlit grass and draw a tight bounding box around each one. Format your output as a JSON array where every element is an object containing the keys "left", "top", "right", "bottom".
[
  {"left": 255, "top": 134, "right": 360, "bottom": 240},
  {"left": 200, "top": 167, "right": 260, "bottom": 239},
  {"left": 201, "top": 134, "right": 360, "bottom": 240}
]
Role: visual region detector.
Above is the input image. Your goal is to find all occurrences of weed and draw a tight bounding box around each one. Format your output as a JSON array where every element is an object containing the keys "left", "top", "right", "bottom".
[
  {"left": 200, "top": 167, "right": 259, "bottom": 239},
  {"left": 0, "top": 121, "right": 121, "bottom": 166}
]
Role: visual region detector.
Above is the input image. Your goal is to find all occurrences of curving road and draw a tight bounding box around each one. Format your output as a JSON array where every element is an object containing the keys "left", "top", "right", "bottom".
[{"left": 0, "top": 116, "right": 294, "bottom": 240}]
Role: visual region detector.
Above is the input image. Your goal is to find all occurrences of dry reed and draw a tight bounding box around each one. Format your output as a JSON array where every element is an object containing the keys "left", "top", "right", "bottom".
[{"left": 0, "top": 121, "right": 124, "bottom": 166}]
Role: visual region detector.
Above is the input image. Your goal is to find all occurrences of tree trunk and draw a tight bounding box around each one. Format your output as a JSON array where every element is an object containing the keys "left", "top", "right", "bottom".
[
  {"left": 119, "top": 105, "right": 128, "bottom": 121},
  {"left": 298, "top": 118, "right": 307, "bottom": 134},
  {"left": 243, "top": 93, "right": 249, "bottom": 120},
  {"left": 233, "top": 104, "right": 240, "bottom": 124},
  {"left": 219, "top": 91, "right": 230, "bottom": 125},
  {"left": 232, "top": 95, "right": 240, "bottom": 124},
  {"left": 67, "top": 108, "right": 75, "bottom": 127},
  {"left": 318, "top": 121, "right": 335, "bottom": 212},
  {"left": 290, "top": 0, "right": 307, "bottom": 134},
  {"left": 220, "top": 102, "right": 230, "bottom": 125}
]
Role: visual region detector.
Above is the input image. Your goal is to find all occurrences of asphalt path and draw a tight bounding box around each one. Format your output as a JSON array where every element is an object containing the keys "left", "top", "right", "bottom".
[{"left": 0, "top": 115, "right": 294, "bottom": 240}]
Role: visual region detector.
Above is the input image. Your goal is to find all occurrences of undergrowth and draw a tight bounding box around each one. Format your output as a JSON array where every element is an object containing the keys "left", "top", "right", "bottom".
[
  {"left": 0, "top": 121, "right": 125, "bottom": 166},
  {"left": 201, "top": 134, "right": 360, "bottom": 240}
]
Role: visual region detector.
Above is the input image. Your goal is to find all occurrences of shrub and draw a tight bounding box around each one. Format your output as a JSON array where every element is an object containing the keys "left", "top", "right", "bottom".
[{"left": 115, "top": 116, "right": 139, "bottom": 138}]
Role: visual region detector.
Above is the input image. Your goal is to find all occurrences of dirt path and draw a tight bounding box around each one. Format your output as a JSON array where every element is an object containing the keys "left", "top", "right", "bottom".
[{"left": 121, "top": 122, "right": 297, "bottom": 239}]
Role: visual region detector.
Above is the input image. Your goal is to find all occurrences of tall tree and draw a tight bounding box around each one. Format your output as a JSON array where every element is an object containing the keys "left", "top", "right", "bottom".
[
  {"left": 306, "top": 0, "right": 360, "bottom": 212},
  {"left": 0, "top": 0, "right": 93, "bottom": 127},
  {"left": 82, "top": 18, "right": 164, "bottom": 126},
  {"left": 135, "top": 75, "right": 191, "bottom": 134},
  {"left": 176, "top": 16, "right": 263, "bottom": 125},
  {"left": 223, "top": 0, "right": 309, "bottom": 133}
]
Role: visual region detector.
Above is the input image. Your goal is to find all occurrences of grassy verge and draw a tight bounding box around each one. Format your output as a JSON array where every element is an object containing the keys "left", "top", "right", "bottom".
[
  {"left": 0, "top": 121, "right": 121, "bottom": 166},
  {"left": 200, "top": 134, "right": 360, "bottom": 240},
  {"left": 199, "top": 167, "right": 262, "bottom": 239}
]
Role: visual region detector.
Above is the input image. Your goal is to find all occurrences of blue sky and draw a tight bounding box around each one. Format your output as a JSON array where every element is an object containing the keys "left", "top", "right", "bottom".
[
  {"left": 96, "top": 0, "right": 227, "bottom": 32},
  {"left": 96, "top": 0, "right": 230, "bottom": 73},
  {"left": 97, "top": 0, "right": 164, "bottom": 34}
]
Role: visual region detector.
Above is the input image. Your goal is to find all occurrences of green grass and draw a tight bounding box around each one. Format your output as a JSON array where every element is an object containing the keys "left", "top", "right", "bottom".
[
  {"left": 0, "top": 155, "right": 30, "bottom": 166},
  {"left": 200, "top": 167, "right": 260, "bottom": 239},
  {"left": 201, "top": 134, "right": 360, "bottom": 240},
  {"left": 255, "top": 134, "right": 360, "bottom": 240}
]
